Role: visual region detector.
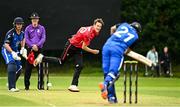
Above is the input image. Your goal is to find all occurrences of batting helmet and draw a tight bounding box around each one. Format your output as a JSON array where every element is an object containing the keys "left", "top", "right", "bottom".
[
  {"left": 30, "top": 12, "right": 40, "bottom": 19},
  {"left": 13, "top": 17, "right": 24, "bottom": 26},
  {"left": 130, "top": 22, "right": 142, "bottom": 33}
]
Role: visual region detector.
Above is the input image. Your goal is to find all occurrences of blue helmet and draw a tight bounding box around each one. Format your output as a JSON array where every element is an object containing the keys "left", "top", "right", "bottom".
[{"left": 13, "top": 17, "right": 24, "bottom": 26}]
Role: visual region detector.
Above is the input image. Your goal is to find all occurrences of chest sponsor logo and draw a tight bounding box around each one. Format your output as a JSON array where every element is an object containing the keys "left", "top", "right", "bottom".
[{"left": 37, "top": 29, "right": 40, "bottom": 33}]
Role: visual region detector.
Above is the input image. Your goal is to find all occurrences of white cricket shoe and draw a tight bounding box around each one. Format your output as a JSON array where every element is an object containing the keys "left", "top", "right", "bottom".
[
  {"left": 9, "top": 88, "right": 20, "bottom": 92},
  {"left": 68, "top": 85, "right": 80, "bottom": 92}
]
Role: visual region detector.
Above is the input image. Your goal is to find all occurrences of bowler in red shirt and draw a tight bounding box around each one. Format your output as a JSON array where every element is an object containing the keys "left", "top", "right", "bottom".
[
  {"left": 35, "top": 18, "right": 104, "bottom": 92},
  {"left": 64, "top": 18, "right": 104, "bottom": 92}
]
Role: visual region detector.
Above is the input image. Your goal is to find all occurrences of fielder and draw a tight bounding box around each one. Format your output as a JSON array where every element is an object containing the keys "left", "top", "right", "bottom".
[
  {"left": 34, "top": 18, "right": 104, "bottom": 92},
  {"left": 1, "top": 17, "right": 27, "bottom": 92},
  {"left": 99, "top": 22, "right": 141, "bottom": 103}
]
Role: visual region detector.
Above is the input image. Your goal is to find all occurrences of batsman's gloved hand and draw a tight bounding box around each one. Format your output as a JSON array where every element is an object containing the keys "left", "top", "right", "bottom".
[
  {"left": 20, "top": 47, "right": 27, "bottom": 59},
  {"left": 11, "top": 51, "right": 21, "bottom": 60}
]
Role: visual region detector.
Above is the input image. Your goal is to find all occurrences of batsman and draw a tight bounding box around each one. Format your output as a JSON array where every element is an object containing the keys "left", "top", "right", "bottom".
[
  {"left": 1, "top": 17, "right": 27, "bottom": 92},
  {"left": 99, "top": 22, "right": 142, "bottom": 103}
]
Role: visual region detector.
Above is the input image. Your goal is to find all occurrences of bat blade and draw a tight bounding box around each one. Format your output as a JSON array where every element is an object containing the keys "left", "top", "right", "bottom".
[{"left": 126, "top": 51, "right": 152, "bottom": 67}]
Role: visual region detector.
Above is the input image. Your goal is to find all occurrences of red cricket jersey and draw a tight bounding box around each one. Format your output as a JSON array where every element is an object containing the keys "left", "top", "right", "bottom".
[{"left": 69, "top": 26, "right": 98, "bottom": 48}]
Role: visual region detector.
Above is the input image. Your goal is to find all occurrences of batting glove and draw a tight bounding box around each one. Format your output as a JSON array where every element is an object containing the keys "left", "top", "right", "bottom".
[
  {"left": 11, "top": 51, "right": 21, "bottom": 60},
  {"left": 20, "top": 47, "right": 28, "bottom": 59}
]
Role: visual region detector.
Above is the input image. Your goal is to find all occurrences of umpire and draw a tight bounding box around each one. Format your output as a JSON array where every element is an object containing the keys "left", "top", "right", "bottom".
[{"left": 24, "top": 12, "right": 46, "bottom": 90}]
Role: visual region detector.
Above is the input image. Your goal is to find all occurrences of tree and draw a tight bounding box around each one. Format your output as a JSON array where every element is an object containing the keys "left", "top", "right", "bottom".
[{"left": 120, "top": 0, "right": 180, "bottom": 63}]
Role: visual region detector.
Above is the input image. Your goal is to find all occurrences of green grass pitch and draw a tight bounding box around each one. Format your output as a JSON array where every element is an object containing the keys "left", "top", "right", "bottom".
[{"left": 0, "top": 76, "right": 180, "bottom": 107}]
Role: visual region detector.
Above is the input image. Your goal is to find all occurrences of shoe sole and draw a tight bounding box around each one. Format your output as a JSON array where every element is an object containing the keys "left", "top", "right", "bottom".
[
  {"left": 99, "top": 83, "right": 108, "bottom": 99},
  {"left": 25, "top": 87, "right": 29, "bottom": 90},
  {"left": 108, "top": 101, "right": 118, "bottom": 104},
  {"left": 68, "top": 89, "right": 80, "bottom": 92},
  {"left": 9, "top": 89, "right": 19, "bottom": 92},
  {"left": 9, "top": 91, "right": 19, "bottom": 92}
]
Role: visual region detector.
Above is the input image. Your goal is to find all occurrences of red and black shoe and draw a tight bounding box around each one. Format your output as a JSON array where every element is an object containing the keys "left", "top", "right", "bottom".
[{"left": 99, "top": 82, "right": 108, "bottom": 99}]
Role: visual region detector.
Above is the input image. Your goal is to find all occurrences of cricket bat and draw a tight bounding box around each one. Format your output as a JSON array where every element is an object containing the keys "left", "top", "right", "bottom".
[{"left": 126, "top": 50, "right": 152, "bottom": 67}]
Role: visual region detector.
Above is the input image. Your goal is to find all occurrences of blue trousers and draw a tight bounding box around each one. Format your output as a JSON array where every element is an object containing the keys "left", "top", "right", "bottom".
[{"left": 102, "top": 45, "right": 124, "bottom": 99}]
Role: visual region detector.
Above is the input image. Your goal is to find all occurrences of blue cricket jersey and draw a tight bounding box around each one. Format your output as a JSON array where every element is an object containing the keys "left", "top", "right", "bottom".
[
  {"left": 1, "top": 28, "right": 24, "bottom": 64},
  {"left": 104, "top": 23, "right": 139, "bottom": 54},
  {"left": 2, "top": 28, "right": 24, "bottom": 52}
]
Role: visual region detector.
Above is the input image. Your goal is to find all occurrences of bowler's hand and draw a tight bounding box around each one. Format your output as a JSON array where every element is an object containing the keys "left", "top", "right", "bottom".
[{"left": 92, "top": 49, "right": 99, "bottom": 54}]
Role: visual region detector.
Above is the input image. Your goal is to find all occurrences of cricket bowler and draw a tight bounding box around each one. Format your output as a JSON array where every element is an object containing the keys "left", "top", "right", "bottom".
[
  {"left": 99, "top": 22, "right": 141, "bottom": 103},
  {"left": 34, "top": 18, "right": 104, "bottom": 92},
  {"left": 1, "top": 17, "right": 27, "bottom": 92}
]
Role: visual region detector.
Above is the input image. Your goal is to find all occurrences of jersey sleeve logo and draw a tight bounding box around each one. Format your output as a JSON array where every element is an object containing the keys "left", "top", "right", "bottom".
[
  {"left": 37, "top": 29, "right": 40, "bottom": 33},
  {"left": 7, "top": 34, "right": 11, "bottom": 39}
]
